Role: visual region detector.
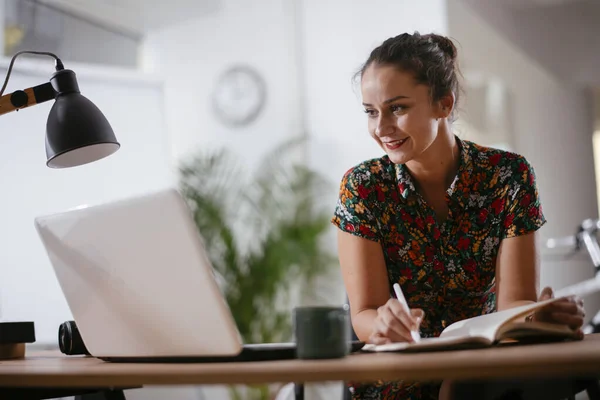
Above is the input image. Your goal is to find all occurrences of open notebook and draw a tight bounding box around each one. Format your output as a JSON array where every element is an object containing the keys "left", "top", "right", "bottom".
[{"left": 362, "top": 277, "right": 600, "bottom": 353}]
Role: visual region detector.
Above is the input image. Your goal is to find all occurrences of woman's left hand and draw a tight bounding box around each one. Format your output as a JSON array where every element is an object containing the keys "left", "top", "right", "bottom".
[{"left": 532, "top": 286, "right": 586, "bottom": 339}]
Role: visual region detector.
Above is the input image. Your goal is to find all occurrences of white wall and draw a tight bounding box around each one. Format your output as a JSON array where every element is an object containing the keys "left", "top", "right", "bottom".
[
  {"left": 454, "top": 75, "right": 516, "bottom": 151},
  {"left": 4, "top": 0, "right": 140, "bottom": 68},
  {"left": 513, "top": 1, "right": 600, "bottom": 86},
  {"left": 448, "top": 1, "right": 600, "bottom": 313},
  {"left": 58, "top": 13, "right": 140, "bottom": 68},
  {"left": 141, "top": 0, "right": 302, "bottom": 172},
  {"left": 459, "top": 0, "right": 600, "bottom": 86}
]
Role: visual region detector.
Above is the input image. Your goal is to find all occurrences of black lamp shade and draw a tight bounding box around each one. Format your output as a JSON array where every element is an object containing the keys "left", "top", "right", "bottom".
[{"left": 45, "top": 70, "right": 120, "bottom": 168}]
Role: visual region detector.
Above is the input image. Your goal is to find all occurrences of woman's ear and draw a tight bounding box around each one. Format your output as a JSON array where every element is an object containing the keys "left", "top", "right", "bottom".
[{"left": 438, "top": 93, "right": 455, "bottom": 119}]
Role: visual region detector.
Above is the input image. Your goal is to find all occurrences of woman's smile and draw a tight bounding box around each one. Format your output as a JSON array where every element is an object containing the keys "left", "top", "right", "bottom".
[{"left": 383, "top": 137, "right": 409, "bottom": 150}]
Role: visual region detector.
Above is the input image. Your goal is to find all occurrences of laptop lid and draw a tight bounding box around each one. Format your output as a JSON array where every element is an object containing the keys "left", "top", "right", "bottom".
[{"left": 34, "top": 188, "right": 243, "bottom": 358}]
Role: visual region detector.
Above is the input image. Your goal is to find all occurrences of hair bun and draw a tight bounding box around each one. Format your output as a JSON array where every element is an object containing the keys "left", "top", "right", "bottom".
[{"left": 429, "top": 34, "right": 457, "bottom": 61}]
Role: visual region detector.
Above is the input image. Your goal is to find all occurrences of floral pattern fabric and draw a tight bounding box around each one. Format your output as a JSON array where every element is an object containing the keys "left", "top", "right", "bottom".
[{"left": 331, "top": 138, "right": 546, "bottom": 399}]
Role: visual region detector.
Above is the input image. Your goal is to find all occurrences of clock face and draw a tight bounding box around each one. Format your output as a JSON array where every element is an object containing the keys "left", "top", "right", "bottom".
[{"left": 212, "top": 65, "right": 267, "bottom": 127}]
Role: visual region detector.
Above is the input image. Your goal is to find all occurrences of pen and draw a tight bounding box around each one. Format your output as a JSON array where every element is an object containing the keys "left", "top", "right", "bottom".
[{"left": 393, "top": 283, "right": 421, "bottom": 343}]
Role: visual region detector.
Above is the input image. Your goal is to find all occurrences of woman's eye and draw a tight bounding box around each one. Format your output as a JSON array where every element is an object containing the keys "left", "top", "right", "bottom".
[
  {"left": 390, "top": 105, "right": 406, "bottom": 113},
  {"left": 364, "top": 109, "right": 377, "bottom": 117}
]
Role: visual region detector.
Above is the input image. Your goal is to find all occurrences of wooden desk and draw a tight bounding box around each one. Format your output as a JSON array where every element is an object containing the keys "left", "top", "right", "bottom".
[{"left": 1, "top": 335, "right": 600, "bottom": 396}]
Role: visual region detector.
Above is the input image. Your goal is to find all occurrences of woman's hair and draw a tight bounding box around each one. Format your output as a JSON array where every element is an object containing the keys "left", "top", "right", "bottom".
[{"left": 356, "top": 32, "right": 462, "bottom": 120}]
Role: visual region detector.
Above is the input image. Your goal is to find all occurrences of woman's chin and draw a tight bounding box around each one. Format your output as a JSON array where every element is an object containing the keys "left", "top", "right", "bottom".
[{"left": 386, "top": 151, "right": 412, "bottom": 165}]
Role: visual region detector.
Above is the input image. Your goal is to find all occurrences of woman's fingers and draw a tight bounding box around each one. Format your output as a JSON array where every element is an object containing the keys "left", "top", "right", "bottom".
[
  {"left": 539, "top": 286, "right": 554, "bottom": 301},
  {"left": 547, "top": 312, "right": 585, "bottom": 330},
  {"left": 535, "top": 296, "right": 586, "bottom": 330},
  {"left": 370, "top": 300, "right": 425, "bottom": 344},
  {"left": 369, "top": 332, "right": 391, "bottom": 345},
  {"left": 388, "top": 299, "right": 420, "bottom": 331},
  {"left": 545, "top": 300, "right": 580, "bottom": 316},
  {"left": 411, "top": 308, "right": 425, "bottom": 323},
  {"left": 375, "top": 306, "right": 413, "bottom": 342}
]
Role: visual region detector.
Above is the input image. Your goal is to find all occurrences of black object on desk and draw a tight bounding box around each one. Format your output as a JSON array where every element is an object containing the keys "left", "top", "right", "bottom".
[
  {"left": 0, "top": 321, "right": 35, "bottom": 344},
  {"left": 58, "top": 320, "right": 90, "bottom": 356},
  {"left": 0, "top": 321, "right": 35, "bottom": 360}
]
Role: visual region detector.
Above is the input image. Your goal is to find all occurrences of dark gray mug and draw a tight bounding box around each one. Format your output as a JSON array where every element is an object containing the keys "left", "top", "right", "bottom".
[{"left": 293, "top": 305, "right": 351, "bottom": 359}]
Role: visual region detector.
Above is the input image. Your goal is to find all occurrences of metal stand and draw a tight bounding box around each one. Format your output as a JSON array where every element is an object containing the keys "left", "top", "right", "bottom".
[
  {"left": 546, "top": 218, "right": 600, "bottom": 334},
  {"left": 586, "top": 378, "right": 600, "bottom": 400},
  {"left": 546, "top": 219, "right": 600, "bottom": 399},
  {"left": 294, "top": 383, "right": 304, "bottom": 400}
]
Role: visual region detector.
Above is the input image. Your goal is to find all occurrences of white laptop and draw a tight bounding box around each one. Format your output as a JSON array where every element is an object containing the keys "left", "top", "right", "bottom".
[{"left": 33, "top": 188, "right": 298, "bottom": 362}]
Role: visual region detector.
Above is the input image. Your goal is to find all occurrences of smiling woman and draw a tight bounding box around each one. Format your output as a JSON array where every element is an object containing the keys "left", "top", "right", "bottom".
[
  {"left": 331, "top": 32, "right": 586, "bottom": 400},
  {"left": 359, "top": 34, "right": 460, "bottom": 169}
]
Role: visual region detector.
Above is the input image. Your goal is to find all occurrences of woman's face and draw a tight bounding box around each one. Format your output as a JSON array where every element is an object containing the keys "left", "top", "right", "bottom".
[{"left": 361, "top": 64, "right": 443, "bottom": 165}]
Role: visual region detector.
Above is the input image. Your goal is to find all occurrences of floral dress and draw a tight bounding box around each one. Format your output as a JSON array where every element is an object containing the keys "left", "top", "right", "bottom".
[{"left": 331, "top": 137, "right": 546, "bottom": 399}]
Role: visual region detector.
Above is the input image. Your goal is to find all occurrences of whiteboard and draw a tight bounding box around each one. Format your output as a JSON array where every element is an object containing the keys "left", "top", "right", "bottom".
[{"left": 0, "top": 57, "right": 175, "bottom": 346}]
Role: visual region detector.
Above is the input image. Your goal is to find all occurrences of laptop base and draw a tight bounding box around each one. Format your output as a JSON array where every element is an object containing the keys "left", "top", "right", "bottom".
[
  {"left": 99, "top": 343, "right": 297, "bottom": 363},
  {"left": 98, "top": 341, "right": 365, "bottom": 363}
]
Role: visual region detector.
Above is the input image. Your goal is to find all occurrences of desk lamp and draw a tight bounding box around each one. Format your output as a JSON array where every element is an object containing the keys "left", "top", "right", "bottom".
[{"left": 0, "top": 50, "right": 120, "bottom": 359}]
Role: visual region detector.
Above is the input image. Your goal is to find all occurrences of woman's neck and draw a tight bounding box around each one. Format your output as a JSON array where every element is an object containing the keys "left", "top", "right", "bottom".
[{"left": 405, "top": 128, "right": 460, "bottom": 191}]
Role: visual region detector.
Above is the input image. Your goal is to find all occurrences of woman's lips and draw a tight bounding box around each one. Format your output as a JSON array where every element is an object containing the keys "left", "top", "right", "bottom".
[{"left": 384, "top": 138, "right": 408, "bottom": 150}]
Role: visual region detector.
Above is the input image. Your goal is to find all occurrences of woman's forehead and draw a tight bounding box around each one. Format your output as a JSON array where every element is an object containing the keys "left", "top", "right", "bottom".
[{"left": 360, "top": 64, "right": 425, "bottom": 102}]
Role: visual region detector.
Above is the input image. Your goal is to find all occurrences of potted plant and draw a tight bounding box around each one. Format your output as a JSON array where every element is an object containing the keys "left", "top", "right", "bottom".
[{"left": 179, "top": 137, "right": 337, "bottom": 399}]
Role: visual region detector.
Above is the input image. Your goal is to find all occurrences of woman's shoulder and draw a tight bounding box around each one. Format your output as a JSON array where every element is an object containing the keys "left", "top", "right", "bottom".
[
  {"left": 466, "top": 140, "right": 536, "bottom": 175},
  {"left": 340, "top": 154, "right": 396, "bottom": 187}
]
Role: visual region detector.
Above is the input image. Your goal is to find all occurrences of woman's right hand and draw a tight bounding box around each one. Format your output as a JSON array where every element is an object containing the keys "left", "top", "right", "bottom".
[{"left": 369, "top": 298, "right": 424, "bottom": 344}]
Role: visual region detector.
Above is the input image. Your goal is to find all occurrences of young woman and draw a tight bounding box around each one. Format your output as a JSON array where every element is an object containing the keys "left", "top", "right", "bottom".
[{"left": 331, "top": 32, "right": 586, "bottom": 400}]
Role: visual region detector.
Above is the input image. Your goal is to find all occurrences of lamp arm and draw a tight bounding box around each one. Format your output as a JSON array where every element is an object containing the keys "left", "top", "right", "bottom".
[
  {"left": 0, "top": 82, "right": 56, "bottom": 117},
  {"left": 0, "top": 50, "right": 65, "bottom": 116}
]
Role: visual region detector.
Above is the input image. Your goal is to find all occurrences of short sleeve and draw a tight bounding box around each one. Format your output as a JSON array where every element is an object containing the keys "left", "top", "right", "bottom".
[
  {"left": 503, "top": 157, "right": 547, "bottom": 238},
  {"left": 331, "top": 166, "right": 382, "bottom": 243}
]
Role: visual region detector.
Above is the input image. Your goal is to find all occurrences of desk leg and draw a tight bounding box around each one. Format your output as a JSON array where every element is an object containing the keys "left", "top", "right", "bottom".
[
  {"left": 294, "top": 383, "right": 303, "bottom": 400},
  {"left": 586, "top": 379, "right": 600, "bottom": 400},
  {"left": 75, "top": 389, "right": 126, "bottom": 400}
]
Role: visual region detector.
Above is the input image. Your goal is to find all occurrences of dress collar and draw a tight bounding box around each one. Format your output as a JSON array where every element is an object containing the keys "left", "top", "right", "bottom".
[{"left": 394, "top": 136, "right": 474, "bottom": 207}]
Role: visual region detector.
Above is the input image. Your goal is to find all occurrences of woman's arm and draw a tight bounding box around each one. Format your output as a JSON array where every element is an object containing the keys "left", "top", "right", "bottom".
[
  {"left": 338, "top": 230, "right": 389, "bottom": 341},
  {"left": 495, "top": 231, "right": 585, "bottom": 331},
  {"left": 495, "top": 231, "right": 539, "bottom": 311},
  {"left": 338, "top": 230, "right": 421, "bottom": 343}
]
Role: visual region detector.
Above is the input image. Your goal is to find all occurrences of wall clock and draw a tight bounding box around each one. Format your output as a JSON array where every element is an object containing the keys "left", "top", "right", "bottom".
[{"left": 211, "top": 64, "right": 267, "bottom": 127}]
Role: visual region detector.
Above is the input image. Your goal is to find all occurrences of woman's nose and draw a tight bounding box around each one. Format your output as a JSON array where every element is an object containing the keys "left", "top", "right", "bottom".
[{"left": 375, "top": 116, "right": 394, "bottom": 137}]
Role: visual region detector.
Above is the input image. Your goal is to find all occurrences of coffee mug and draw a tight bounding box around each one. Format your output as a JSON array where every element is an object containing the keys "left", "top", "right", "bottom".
[{"left": 293, "top": 305, "right": 351, "bottom": 359}]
